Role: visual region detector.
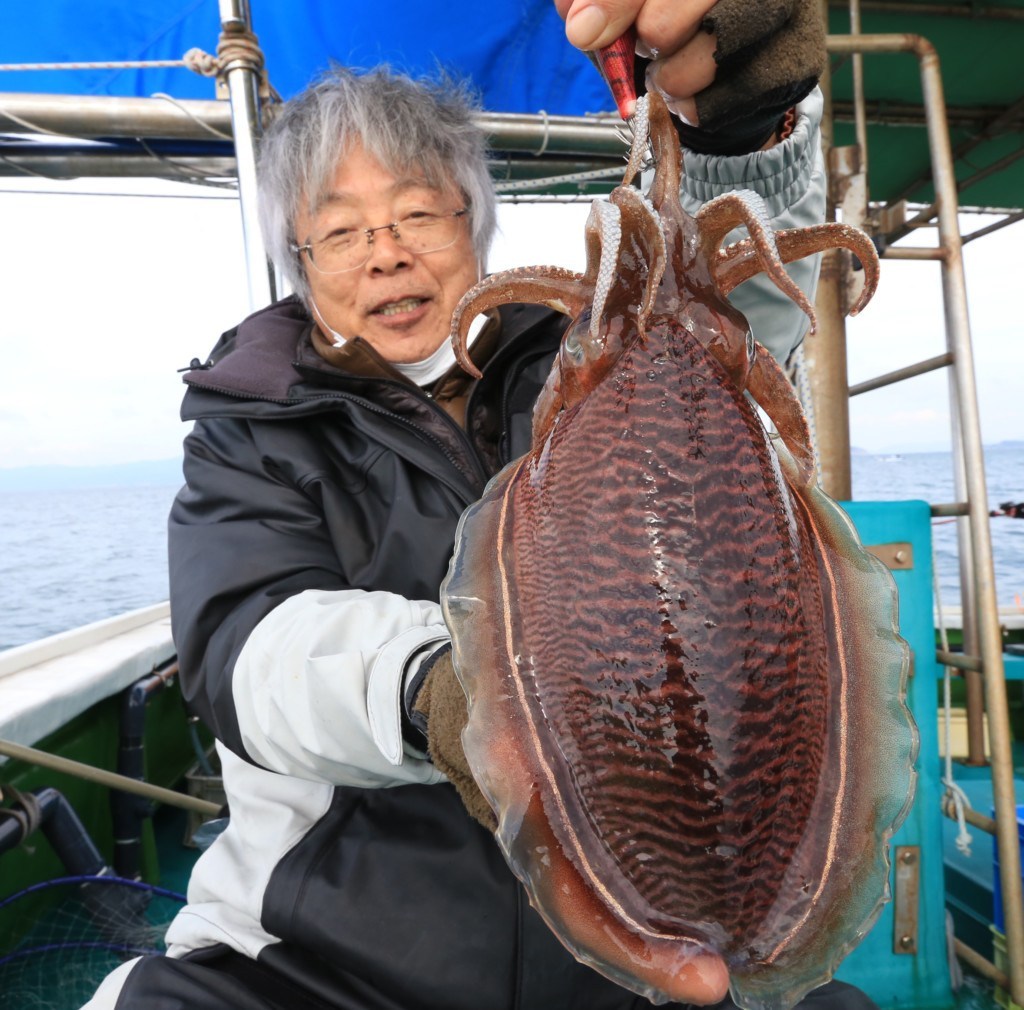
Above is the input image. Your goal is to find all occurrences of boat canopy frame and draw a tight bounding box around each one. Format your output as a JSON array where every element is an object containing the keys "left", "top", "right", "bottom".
[{"left": 0, "top": 1, "right": 1020, "bottom": 1003}]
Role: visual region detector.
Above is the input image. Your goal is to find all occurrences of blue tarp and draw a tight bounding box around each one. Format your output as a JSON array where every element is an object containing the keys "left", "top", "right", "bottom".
[{"left": 0, "top": 0, "right": 613, "bottom": 116}]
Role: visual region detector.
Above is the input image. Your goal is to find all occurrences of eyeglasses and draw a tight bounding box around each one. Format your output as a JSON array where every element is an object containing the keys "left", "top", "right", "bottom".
[{"left": 290, "top": 208, "right": 469, "bottom": 274}]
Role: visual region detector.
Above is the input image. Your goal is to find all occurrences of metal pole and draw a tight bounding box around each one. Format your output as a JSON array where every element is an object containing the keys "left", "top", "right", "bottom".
[
  {"left": 0, "top": 93, "right": 630, "bottom": 157},
  {"left": 0, "top": 153, "right": 237, "bottom": 179},
  {"left": 0, "top": 736, "right": 221, "bottom": 817},
  {"left": 0, "top": 92, "right": 233, "bottom": 138},
  {"left": 806, "top": 245, "right": 853, "bottom": 498},
  {"left": 949, "top": 379, "right": 987, "bottom": 765},
  {"left": 218, "top": 0, "right": 274, "bottom": 309},
  {"left": 849, "top": 0, "right": 869, "bottom": 195},
  {"left": 805, "top": 2, "right": 854, "bottom": 499},
  {"left": 828, "top": 0, "right": 1024, "bottom": 20},
  {"left": 828, "top": 31, "right": 1023, "bottom": 1004},
  {"left": 847, "top": 352, "right": 953, "bottom": 396}
]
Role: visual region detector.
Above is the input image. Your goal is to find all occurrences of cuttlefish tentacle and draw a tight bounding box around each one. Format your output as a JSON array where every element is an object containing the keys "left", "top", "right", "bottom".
[
  {"left": 449, "top": 266, "right": 588, "bottom": 378},
  {"left": 606, "top": 186, "right": 667, "bottom": 331},
  {"left": 621, "top": 94, "right": 650, "bottom": 187},
  {"left": 714, "top": 223, "right": 881, "bottom": 315},
  {"left": 531, "top": 182, "right": 667, "bottom": 446},
  {"left": 624, "top": 94, "right": 683, "bottom": 225},
  {"left": 747, "top": 342, "right": 817, "bottom": 487},
  {"left": 697, "top": 190, "right": 818, "bottom": 331}
]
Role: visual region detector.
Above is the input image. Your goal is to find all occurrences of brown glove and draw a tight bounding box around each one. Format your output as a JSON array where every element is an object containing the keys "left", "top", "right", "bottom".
[
  {"left": 667, "top": 0, "right": 827, "bottom": 154},
  {"left": 409, "top": 645, "right": 498, "bottom": 832}
]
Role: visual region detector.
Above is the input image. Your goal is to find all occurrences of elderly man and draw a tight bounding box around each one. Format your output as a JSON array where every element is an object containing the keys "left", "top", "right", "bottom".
[{"left": 84, "top": 3, "right": 876, "bottom": 1008}]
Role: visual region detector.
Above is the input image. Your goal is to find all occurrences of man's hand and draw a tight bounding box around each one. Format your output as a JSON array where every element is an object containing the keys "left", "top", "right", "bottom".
[
  {"left": 554, "top": 0, "right": 826, "bottom": 151},
  {"left": 555, "top": 0, "right": 718, "bottom": 125},
  {"left": 410, "top": 645, "right": 498, "bottom": 831}
]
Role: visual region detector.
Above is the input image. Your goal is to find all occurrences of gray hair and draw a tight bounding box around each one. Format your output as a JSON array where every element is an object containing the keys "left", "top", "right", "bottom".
[{"left": 256, "top": 66, "right": 497, "bottom": 307}]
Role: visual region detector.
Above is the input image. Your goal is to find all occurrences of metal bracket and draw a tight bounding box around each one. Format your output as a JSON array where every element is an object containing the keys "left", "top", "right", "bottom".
[
  {"left": 866, "top": 542, "right": 914, "bottom": 569},
  {"left": 893, "top": 845, "right": 920, "bottom": 954}
]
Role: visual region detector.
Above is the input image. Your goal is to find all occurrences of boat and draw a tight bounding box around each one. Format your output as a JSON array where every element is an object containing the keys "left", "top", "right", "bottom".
[{"left": 1, "top": 1, "right": 1023, "bottom": 1007}]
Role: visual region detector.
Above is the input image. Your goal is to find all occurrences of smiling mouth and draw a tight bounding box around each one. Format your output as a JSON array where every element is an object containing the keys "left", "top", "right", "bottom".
[{"left": 373, "top": 297, "right": 428, "bottom": 317}]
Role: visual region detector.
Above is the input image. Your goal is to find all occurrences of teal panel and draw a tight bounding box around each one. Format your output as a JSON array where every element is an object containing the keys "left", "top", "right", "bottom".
[{"left": 834, "top": 501, "right": 954, "bottom": 1010}]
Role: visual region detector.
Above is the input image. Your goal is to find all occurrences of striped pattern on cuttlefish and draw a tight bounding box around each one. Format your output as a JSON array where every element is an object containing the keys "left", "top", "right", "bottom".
[{"left": 440, "top": 93, "right": 918, "bottom": 1010}]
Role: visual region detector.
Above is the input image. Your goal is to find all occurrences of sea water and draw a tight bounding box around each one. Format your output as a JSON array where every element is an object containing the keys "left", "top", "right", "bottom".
[
  {"left": 0, "top": 447, "right": 1022, "bottom": 652},
  {"left": 0, "top": 483, "right": 180, "bottom": 651},
  {"left": 852, "top": 444, "right": 1024, "bottom": 616}
]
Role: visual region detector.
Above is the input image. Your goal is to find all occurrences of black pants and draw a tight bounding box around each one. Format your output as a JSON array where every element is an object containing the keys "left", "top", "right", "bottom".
[{"left": 109, "top": 944, "right": 880, "bottom": 1010}]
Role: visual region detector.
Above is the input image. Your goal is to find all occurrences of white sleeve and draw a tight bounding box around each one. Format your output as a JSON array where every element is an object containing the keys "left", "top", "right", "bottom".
[
  {"left": 675, "top": 87, "right": 827, "bottom": 365},
  {"left": 231, "top": 588, "right": 450, "bottom": 787}
]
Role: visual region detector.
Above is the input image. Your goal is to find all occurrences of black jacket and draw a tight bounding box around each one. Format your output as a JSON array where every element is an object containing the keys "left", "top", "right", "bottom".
[
  {"left": 165, "top": 297, "right": 652, "bottom": 1009},
  {"left": 171, "top": 296, "right": 562, "bottom": 755}
]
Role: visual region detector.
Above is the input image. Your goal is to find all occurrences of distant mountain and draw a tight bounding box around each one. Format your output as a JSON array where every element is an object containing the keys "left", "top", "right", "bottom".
[{"left": 0, "top": 458, "right": 184, "bottom": 492}]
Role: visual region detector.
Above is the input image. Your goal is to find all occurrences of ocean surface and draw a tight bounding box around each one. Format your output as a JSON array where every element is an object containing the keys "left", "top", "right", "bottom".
[
  {"left": 1, "top": 446, "right": 1022, "bottom": 652},
  {"left": 0, "top": 483, "right": 181, "bottom": 652},
  {"left": 851, "top": 444, "right": 1024, "bottom": 618}
]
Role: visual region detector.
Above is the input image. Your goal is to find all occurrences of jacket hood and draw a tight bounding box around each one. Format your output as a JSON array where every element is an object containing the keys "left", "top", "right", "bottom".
[{"left": 182, "top": 296, "right": 313, "bottom": 403}]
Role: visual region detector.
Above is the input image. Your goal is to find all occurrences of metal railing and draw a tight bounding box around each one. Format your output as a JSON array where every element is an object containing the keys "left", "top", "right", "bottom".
[{"left": 820, "top": 15, "right": 1022, "bottom": 1003}]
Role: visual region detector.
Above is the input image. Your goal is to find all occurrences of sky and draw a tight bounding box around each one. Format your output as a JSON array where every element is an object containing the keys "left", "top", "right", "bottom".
[{"left": 1, "top": 176, "right": 1021, "bottom": 470}]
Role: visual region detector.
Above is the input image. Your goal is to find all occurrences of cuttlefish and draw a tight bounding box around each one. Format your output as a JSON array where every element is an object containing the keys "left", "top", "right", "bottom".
[{"left": 440, "top": 93, "right": 918, "bottom": 1010}]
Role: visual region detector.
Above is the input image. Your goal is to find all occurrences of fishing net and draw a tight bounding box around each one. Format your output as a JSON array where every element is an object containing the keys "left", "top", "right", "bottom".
[{"left": 0, "top": 874, "right": 185, "bottom": 1010}]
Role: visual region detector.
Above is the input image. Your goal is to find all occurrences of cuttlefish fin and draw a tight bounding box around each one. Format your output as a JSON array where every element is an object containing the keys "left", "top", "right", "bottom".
[
  {"left": 449, "top": 266, "right": 588, "bottom": 378},
  {"left": 714, "top": 223, "right": 880, "bottom": 317}
]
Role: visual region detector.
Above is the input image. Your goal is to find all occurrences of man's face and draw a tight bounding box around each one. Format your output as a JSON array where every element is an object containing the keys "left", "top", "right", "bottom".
[{"left": 293, "top": 143, "right": 479, "bottom": 363}]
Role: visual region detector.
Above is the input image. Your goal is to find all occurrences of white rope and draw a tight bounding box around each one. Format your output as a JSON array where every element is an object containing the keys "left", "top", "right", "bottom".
[
  {"left": 935, "top": 559, "right": 975, "bottom": 856},
  {"left": 0, "top": 105, "right": 81, "bottom": 138},
  {"left": 493, "top": 164, "right": 625, "bottom": 194},
  {"left": 150, "top": 92, "right": 234, "bottom": 140},
  {"left": 533, "top": 110, "right": 551, "bottom": 157},
  {"left": 0, "top": 59, "right": 187, "bottom": 72},
  {"left": 0, "top": 153, "right": 56, "bottom": 179}
]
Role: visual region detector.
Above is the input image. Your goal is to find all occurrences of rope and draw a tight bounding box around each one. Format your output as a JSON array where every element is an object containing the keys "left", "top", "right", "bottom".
[
  {"left": 533, "top": 110, "right": 551, "bottom": 157},
  {"left": 934, "top": 560, "right": 975, "bottom": 856},
  {"left": 0, "top": 106, "right": 81, "bottom": 138},
  {"left": 0, "top": 153, "right": 56, "bottom": 180},
  {"left": 150, "top": 92, "right": 233, "bottom": 140},
  {"left": 134, "top": 136, "right": 235, "bottom": 185},
  {"left": 0, "top": 784, "right": 43, "bottom": 844},
  {"left": 182, "top": 48, "right": 218, "bottom": 79},
  {"left": 494, "top": 164, "right": 626, "bottom": 194},
  {"left": 0, "top": 60, "right": 187, "bottom": 72},
  {"left": 212, "top": 25, "right": 280, "bottom": 103},
  {"left": 0, "top": 27, "right": 279, "bottom": 104}
]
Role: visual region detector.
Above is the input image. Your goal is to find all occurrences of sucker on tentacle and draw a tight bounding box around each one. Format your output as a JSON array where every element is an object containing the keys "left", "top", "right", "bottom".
[
  {"left": 697, "top": 189, "right": 819, "bottom": 332},
  {"left": 449, "top": 265, "right": 586, "bottom": 377},
  {"left": 621, "top": 95, "right": 652, "bottom": 186},
  {"left": 589, "top": 201, "right": 623, "bottom": 340},
  {"left": 715, "top": 223, "right": 880, "bottom": 316}
]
